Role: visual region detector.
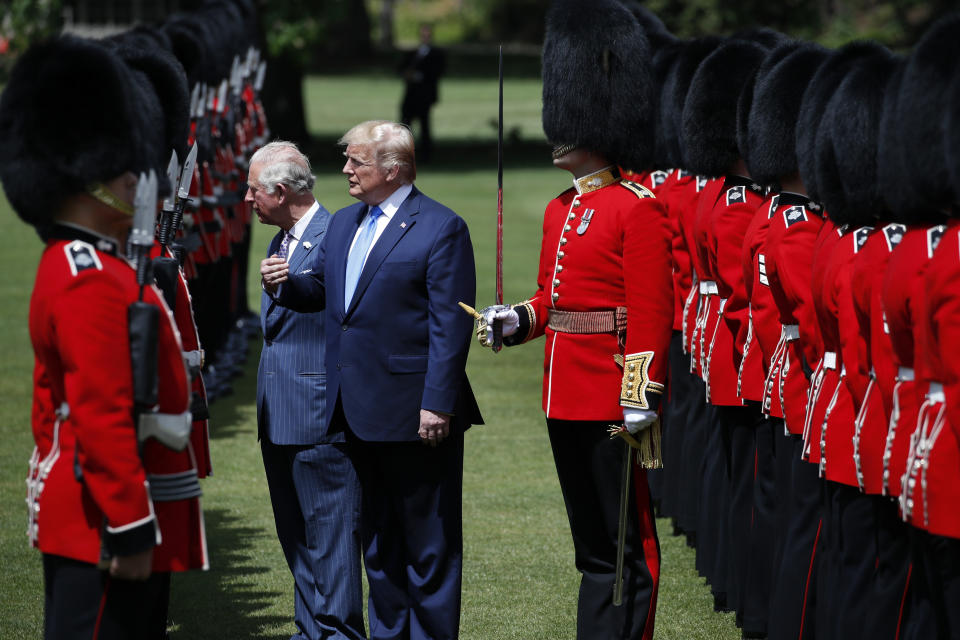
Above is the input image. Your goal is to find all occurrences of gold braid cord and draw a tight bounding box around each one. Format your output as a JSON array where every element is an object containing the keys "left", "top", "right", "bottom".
[
  {"left": 516, "top": 299, "right": 537, "bottom": 343},
  {"left": 616, "top": 352, "right": 664, "bottom": 410},
  {"left": 611, "top": 352, "right": 664, "bottom": 469}
]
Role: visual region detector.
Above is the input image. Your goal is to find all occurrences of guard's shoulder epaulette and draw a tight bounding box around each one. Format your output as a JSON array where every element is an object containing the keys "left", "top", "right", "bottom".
[
  {"left": 62, "top": 240, "right": 103, "bottom": 277},
  {"left": 620, "top": 180, "right": 656, "bottom": 200}
]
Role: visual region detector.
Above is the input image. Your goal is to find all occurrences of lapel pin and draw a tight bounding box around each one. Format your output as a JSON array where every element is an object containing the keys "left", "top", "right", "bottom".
[
  {"left": 302, "top": 241, "right": 312, "bottom": 249},
  {"left": 400, "top": 221, "right": 407, "bottom": 229}
]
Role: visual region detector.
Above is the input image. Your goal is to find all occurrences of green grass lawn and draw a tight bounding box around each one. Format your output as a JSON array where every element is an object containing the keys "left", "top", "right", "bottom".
[
  {"left": 304, "top": 74, "right": 546, "bottom": 148},
  {"left": 0, "top": 74, "right": 740, "bottom": 639}
]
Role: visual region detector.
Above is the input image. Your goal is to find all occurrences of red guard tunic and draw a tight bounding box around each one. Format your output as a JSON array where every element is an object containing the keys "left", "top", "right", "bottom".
[
  {"left": 799, "top": 221, "right": 844, "bottom": 465},
  {"left": 731, "top": 193, "right": 780, "bottom": 408},
  {"left": 881, "top": 225, "right": 945, "bottom": 499},
  {"left": 663, "top": 170, "right": 697, "bottom": 333},
  {"left": 678, "top": 176, "right": 717, "bottom": 361},
  {"left": 814, "top": 224, "right": 872, "bottom": 487},
  {"left": 702, "top": 176, "right": 766, "bottom": 406},
  {"left": 849, "top": 224, "right": 905, "bottom": 494},
  {"left": 909, "top": 221, "right": 960, "bottom": 538},
  {"left": 151, "top": 242, "right": 212, "bottom": 478},
  {"left": 898, "top": 223, "right": 960, "bottom": 534},
  {"left": 684, "top": 177, "right": 724, "bottom": 375},
  {"left": 506, "top": 167, "right": 674, "bottom": 420},
  {"left": 25, "top": 226, "right": 208, "bottom": 571},
  {"left": 764, "top": 194, "right": 826, "bottom": 435}
]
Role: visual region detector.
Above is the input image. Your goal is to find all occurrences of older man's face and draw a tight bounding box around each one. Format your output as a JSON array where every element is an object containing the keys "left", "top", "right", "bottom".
[
  {"left": 343, "top": 144, "right": 395, "bottom": 205},
  {"left": 246, "top": 161, "right": 285, "bottom": 227}
]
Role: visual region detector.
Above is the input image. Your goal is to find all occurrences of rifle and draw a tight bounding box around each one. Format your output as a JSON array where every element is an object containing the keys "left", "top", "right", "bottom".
[
  {"left": 129, "top": 170, "right": 191, "bottom": 452},
  {"left": 128, "top": 171, "right": 161, "bottom": 442}
]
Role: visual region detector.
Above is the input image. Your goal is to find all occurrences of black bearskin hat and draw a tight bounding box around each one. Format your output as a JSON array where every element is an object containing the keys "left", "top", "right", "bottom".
[
  {"left": 796, "top": 42, "right": 884, "bottom": 204},
  {"left": 542, "top": 0, "right": 655, "bottom": 172},
  {"left": 681, "top": 39, "right": 769, "bottom": 176},
  {"left": 652, "top": 42, "right": 684, "bottom": 168},
  {"left": 946, "top": 69, "right": 960, "bottom": 206},
  {"left": 818, "top": 47, "right": 899, "bottom": 227},
  {"left": 746, "top": 42, "right": 830, "bottom": 186},
  {"left": 666, "top": 36, "right": 723, "bottom": 171},
  {"left": 876, "top": 61, "right": 917, "bottom": 220},
  {"left": 162, "top": 14, "right": 211, "bottom": 86},
  {"left": 620, "top": 1, "right": 676, "bottom": 49},
  {"left": 109, "top": 41, "right": 190, "bottom": 167},
  {"left": 895, "top": 13, "right": 960, "bottom": 211},
  {"left": 0, "top": 36, "right": 160, "bottom": 229}
]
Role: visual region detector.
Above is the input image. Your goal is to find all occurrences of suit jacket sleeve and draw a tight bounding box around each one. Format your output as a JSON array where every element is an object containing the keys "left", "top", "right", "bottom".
[
  {"left": 422, "top": 214, "right": 476, "bottom": 413},
  {"left": 275, "top": 233, "right": 328, "bottom": 313}
]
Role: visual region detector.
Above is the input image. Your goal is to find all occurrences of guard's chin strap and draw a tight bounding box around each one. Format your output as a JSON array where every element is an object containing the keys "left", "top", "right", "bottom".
[
  {"left": 87, "top": 183, "right": 134, "bottom": 216},
  {"left": 551, "top": 143, "right": 578, "bottom": 160}
]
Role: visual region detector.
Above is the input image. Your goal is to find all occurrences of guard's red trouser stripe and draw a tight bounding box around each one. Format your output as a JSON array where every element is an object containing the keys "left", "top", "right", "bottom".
[{"left": 634, "top": 464, "right": 660, "bottom": 640}]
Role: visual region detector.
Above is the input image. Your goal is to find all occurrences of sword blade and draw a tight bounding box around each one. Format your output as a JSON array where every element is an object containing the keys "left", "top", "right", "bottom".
[
  {"left": 612, "top": 441, "right": 632, "bottom": 607},
  {"left": 496, "top": 44, "right": 504, "bottom": 307}
]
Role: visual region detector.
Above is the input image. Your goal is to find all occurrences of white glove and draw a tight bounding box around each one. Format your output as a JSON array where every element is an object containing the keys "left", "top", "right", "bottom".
[
  {"left": 622, "top": 408, "right": 658, "bottom": 435},
  {"left": 478, "top": 305, "right": 519, "bottom": 346}
]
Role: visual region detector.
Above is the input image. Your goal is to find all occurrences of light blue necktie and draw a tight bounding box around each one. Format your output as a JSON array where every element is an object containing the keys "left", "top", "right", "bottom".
[{"left": 344, "top": 206, "right": 382, "bottom": 308}]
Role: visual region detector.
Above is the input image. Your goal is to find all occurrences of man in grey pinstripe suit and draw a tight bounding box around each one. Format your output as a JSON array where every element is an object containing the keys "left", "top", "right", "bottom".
[{"left": 250, "top": 142, "right": 365, "bottom": 640}]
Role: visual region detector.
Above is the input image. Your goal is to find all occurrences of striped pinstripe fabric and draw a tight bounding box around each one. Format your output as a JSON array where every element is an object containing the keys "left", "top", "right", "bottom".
[{"left": 257, "top": 206, "right": 332, "bottom": 445}]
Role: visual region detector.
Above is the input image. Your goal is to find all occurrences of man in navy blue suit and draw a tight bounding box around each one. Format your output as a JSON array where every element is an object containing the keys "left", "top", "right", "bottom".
[
  {"left": 261, "top": 121, "right": 481, "bottom": 640},
  {"left": 251, "top": 141, "right": 365, "bottom": 640}
]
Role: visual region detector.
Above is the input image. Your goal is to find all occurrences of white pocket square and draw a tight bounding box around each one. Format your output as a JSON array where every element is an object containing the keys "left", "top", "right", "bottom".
[{"left": 299, "top": 268, "right": 312, "bottom": 274}]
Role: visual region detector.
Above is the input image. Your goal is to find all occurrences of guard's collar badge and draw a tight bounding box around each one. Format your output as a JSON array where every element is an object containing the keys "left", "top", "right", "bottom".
[{"left": 574, "top": 166, "right": 620, "bottom": 194}]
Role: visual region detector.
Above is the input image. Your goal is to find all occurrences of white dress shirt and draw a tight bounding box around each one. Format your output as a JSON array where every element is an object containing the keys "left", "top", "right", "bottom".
[
  {"left": 347, "top": 183, "right": 413, "bottom": 271},
  {"left": 284, "top": 200, "right": 320, "bottom": 261}
]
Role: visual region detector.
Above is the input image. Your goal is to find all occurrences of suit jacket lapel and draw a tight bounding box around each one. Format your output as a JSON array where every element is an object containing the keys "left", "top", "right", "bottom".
[
  {"left": 287, "top": 212, "right": 327, "bottom": 274},
  {"left": 345, "top": 189, "right": 420, "bottom": 316}
]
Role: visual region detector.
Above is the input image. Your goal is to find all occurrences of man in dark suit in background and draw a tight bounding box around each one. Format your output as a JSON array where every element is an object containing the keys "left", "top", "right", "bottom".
[
  {"left": 261, "top": 120, "right": 482, "bottom": 640},
  {"left": 250, "top": 141, "right": 364, "bottom": 640},
  {"left": 399, "top": 23, "right": 446, "bottom": 162}
]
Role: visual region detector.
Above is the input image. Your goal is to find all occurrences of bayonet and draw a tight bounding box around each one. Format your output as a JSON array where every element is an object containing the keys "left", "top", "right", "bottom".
[
  {"left": 189, "top": 83, "right": 201, "bottom": 122},
  {"left": 230, "top": 55, "right": 241, "bottom": 96},
  {"left": 217, "top": 79, "right": 228, "bottom": 114},
  {"left": 162, "top": 150, "right": 179, "bottom": 214},
  {"left": 254, "top": 61, "right": 266, "bottom": 92},
  {"left": 157, "top": 150, "right": 179, "bottom": 247},
  {"left": 178, "top": 143, "right": 198, "bottom": 204},
  {"left": 130, "top": 170, "right": 158, "bottom": 290}
]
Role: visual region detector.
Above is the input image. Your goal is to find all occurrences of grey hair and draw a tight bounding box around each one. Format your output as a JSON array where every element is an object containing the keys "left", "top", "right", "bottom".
[
  {"left": 339, "top": 121, "right": 416, "bottom": 183},
  {"left": 249, "top": 140, "right": 316, "bottom": 194}
]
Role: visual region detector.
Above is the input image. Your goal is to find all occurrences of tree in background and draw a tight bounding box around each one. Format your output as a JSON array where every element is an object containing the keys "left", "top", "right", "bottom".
[
  {"left": 255, "top": 0, "right": 371, "bottom": 146},
  {"left": 646, "top": 0, "right": 952, "bottom": 48},
  {"left": 0, "top": 0, "right": 62, "bottom": 79}
]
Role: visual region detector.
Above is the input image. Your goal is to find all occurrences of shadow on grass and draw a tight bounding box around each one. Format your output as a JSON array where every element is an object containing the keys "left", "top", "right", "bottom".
[{"left": 169, "top": 506, "right": 288, "bottom": 640}]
